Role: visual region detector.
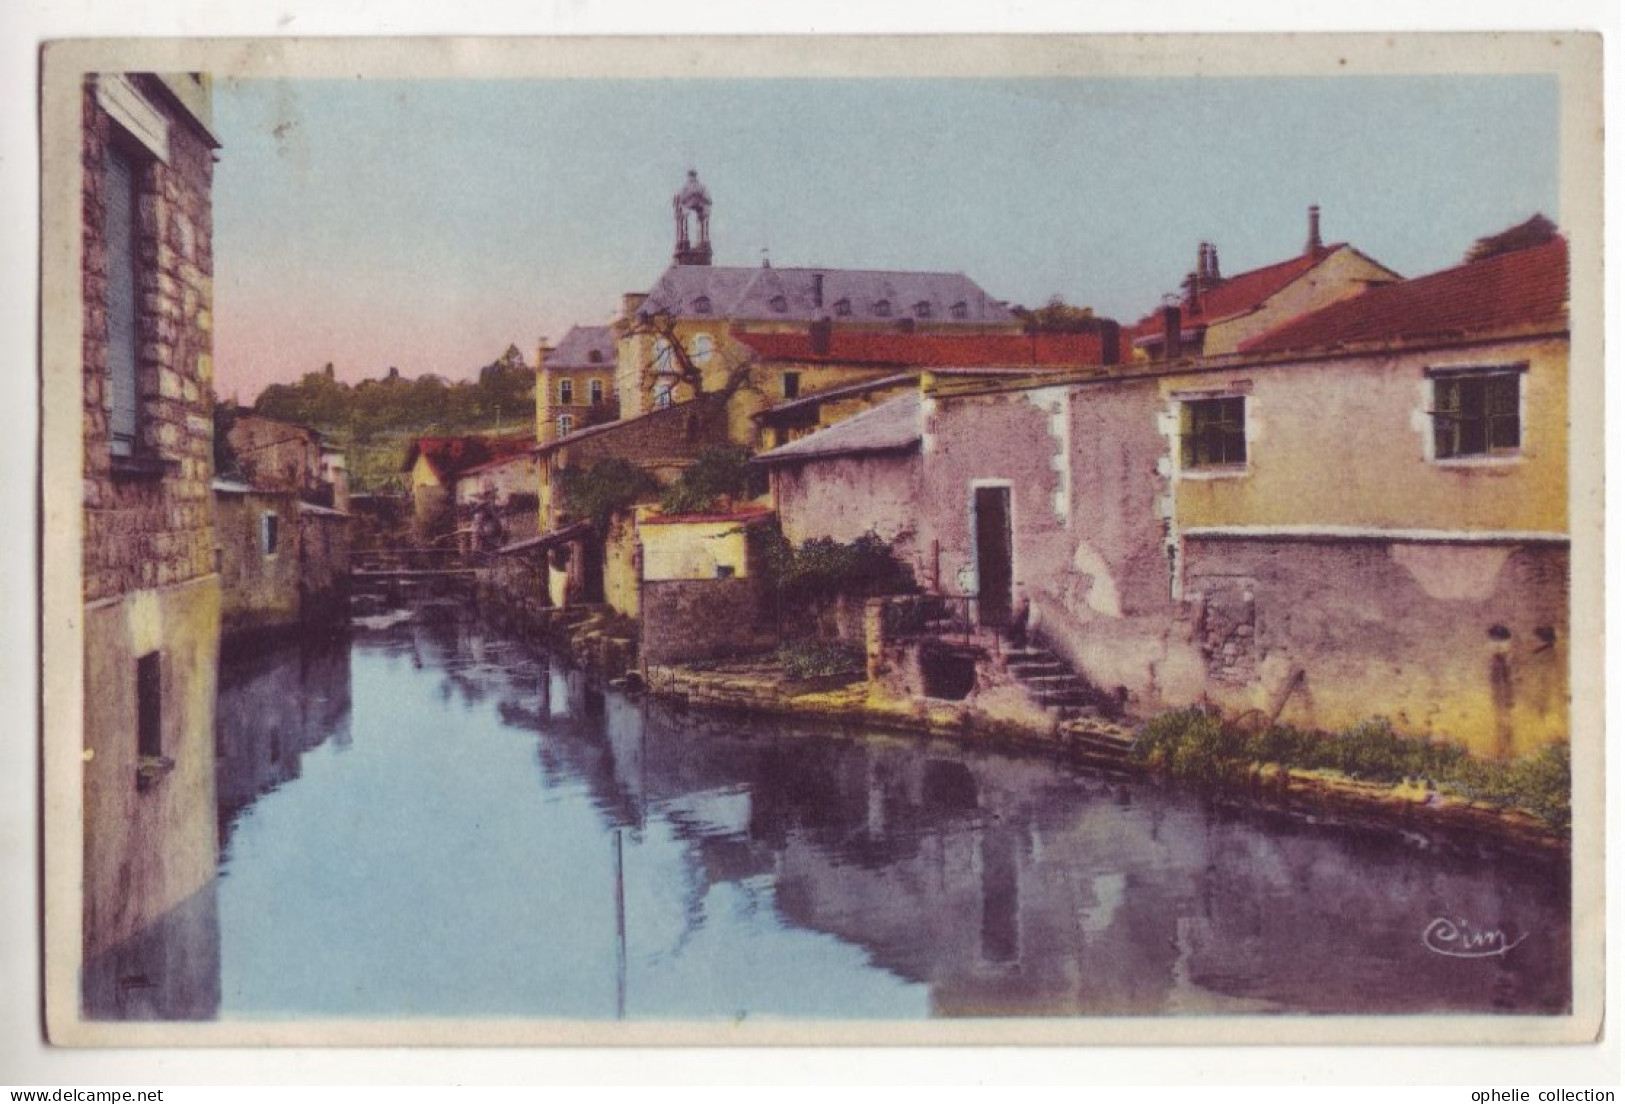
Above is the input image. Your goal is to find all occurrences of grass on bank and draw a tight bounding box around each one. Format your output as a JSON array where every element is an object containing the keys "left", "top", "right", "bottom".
[
  {"left": 776, "top": 639, "right": 866, "bottom": 681},
  {"left": 1131, "top": 707, "right": 1570, "bottom": 834}
]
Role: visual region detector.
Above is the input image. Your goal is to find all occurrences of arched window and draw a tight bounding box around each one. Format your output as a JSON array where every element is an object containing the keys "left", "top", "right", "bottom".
[
  {"left": 556, "top": 413, "right": 575, "bottom": 438},
  {"left": 692, "top": 295, "right": 712, "bottom": 315},
  {"left": 874, "top": 299, "right": 892, "bottom": 318},
  {"left": 769, "top": 295, "right": 789, "bottom": 314},
  {"left": 690, "top": 333, "right": 714, "bottom": 366},
  {"left": 558, "top": 379, "right": 574, "bottom": 405},
  {"left": 588, "top": 349, "right": 603, "bottom": 364},
  {"left": 950, "top": 300, "right": 969, "bottom": 320},
  {"left": 589, "top": 379, "right": 604, "bottom": 405},
  {"left": 833, "top": 298, "right": 852, "bottom": 317},
  {"left": 914, "top": 301, "right": 933, "bottom": 319}
]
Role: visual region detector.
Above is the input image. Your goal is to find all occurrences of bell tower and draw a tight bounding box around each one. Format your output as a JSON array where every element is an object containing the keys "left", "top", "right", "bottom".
[{"left": 672, "top": 169, "right": 713, "bottom": 266}]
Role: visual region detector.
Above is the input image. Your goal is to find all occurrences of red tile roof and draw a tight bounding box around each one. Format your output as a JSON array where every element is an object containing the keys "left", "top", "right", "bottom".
[
  {"left": 1129, "top": 244, "right": 1361, "bottom": 340},
  {"left": 732, "top": 328, "right": 1130, "bottom": 368},
  {"left": 403, "top": 434, "right": 535, "bottom": 482},
  {"left": 1239, "top": 237, "right": 1568, "bottom": 355}
]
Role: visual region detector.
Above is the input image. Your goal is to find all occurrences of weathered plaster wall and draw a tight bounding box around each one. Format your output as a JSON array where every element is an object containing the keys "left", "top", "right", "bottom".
[
  {"left": 641, "top": 518, "right": 754, "bottom": 581},
  {"left": 82, "top": 575, "right": 222, "bottom": 959},
  {"left": 1167, "top": 337, "right": 1568, "bottom": 535},
  {"left": 1183, "top": 536, "right": 1569, "bottom": 756},
  {"left": 604, "top": 515, "right": 641, "bottom": 617},
  {"left": 772, "top": 451, "right": 924, "bottom": 577},
  {"left": 298, "top": 508, "right": 352, "bottom": 625}
]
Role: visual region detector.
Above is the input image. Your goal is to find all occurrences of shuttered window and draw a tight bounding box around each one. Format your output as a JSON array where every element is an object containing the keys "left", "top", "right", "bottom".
[{"left": 104, "top": 143, "right": 140, "bottom": 458}]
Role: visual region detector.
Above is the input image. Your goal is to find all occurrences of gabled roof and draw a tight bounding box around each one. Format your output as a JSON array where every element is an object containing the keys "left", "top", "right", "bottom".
[
  {"left": 1239, "top": 237, "right": 1568, "bottom": 355},
  {"left": 753, "top": 392, "right": 922, "bottom": 466},
  {"left": 754, "top": 367, "right": 1048, "bottom": 424},
  {"left": 732, "top": 328, "right": 1129, "bottom": 368},
  {"left": 459, "top": 449, "right": 540, "bottom": 478},
  {"left": 635, "top": 263, "right": 1015, "bottom": 325},
  {"left": 547, "top": 325, "right": 616, "bottom": 370},
  {"left": 1130, "top": 243, "right": 1397, "bottom": 341},
  {"left": 403, "top": 434, "right": 535, "bottom": 481}
]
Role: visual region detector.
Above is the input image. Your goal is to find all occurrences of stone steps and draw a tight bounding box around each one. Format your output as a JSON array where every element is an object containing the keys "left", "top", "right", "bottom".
[{"left": 1004, "top": 643, "right": 1135, "bottom": 764}]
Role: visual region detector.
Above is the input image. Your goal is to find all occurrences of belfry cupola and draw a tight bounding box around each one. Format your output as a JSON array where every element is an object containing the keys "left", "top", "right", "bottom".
[{"left": 672, "top": 169, "right": 713, "bottom": 266}]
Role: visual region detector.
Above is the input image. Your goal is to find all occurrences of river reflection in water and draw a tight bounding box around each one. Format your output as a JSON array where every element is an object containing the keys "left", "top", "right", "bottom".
[{"left": 90, "top": 607, "right": 1572, "bottom": 1021}]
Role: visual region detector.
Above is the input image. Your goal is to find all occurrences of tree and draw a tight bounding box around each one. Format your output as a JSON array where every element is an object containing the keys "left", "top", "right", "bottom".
[
  {"left": 659, "top": 445, "right": 753, "bottom": 516},
  {"left": 1010, "top": 295, "right": 1098, "bottom": 334},
  {"left": 556, "top": 458, "right": 657, "bottom": 534},
  {"left": 1464, "top": 214, "right": 1559, "bottom": 264}
]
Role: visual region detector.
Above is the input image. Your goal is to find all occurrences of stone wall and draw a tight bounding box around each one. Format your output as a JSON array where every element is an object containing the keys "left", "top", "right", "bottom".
[
  {"left": 298, "top": 506, "right": 352, "bottom": 625},
  {"left": 215, "top": 490, "right": 301, "bottom": 637},
  {"left": 81, "top": 76, "right": 217, "bottom": 605},
  {"left": 641, "top": 577, "right": 774, "bottom": 664},
  {"left": 771, "top": 450, "right": 924, "bottom": 580}
]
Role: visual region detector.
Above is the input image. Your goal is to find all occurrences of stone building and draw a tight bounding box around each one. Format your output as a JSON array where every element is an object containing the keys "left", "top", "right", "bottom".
[
  {"left": 917, "top": 228, "right": 1569, "bottom": 757},
  {"left": 402, "top": 433, "right": 533, "bottom": 546},
  {"left": 611, "top": 170, "right": 1024, "bottom": 434},
  {"left": 1129, "top": 207, "right": 1399, "bottom": 361},
  {"left": 535, "top": 324, "right": 617, "bottom": 446},
  {"left": 78, "top": 72, "right": 223, "bottom": 1018}
]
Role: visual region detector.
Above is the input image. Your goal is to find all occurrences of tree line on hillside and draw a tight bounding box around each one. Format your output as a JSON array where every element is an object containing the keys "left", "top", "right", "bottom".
[{"left": 249, "top": 344, "right": 536, "bottom": 440}]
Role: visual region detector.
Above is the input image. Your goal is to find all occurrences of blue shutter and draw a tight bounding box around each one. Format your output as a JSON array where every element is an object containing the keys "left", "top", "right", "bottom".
[{"left": 104, "top": 146, "right": 139, "bottom": 458}]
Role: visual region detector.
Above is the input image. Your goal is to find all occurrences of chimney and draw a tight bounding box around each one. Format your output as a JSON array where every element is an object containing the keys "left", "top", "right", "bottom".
[
  {"left": 621, "top": 292, "right": 649, "bottom": 321},
  {"left": 1183, "top": 270, "right": 1200, "bottom": 313},
  {"left": 1208, "top": 244, "right": 1221, "bottom": 281},
  {"left": 1198, "top": 243, "right": 1211, "bottom": 287},
  {"left": 1099, "top": 318, "right": 1121, "bottom": 366},
  {"left": 1306, "top": 205, "right": 1323, "bottom": 255},
  {"left": 812, "top": 273, "right": 824, "bottom": 309},
  {"left": 810, "top": 317, "right": 832, "bottom": 356},
  {"left": 1161, "top": 305, "right": 1182, "bottom": 361}
]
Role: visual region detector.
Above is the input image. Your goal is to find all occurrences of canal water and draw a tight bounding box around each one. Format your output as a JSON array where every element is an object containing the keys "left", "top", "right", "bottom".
[{"left": 88, "top": 602, "right": 1572, "bottom": 1021}]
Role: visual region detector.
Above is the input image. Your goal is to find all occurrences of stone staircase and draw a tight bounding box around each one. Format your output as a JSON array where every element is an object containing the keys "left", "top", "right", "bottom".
[{"left": 1004, "top": 645, "right": 1138, "bottom": 768}]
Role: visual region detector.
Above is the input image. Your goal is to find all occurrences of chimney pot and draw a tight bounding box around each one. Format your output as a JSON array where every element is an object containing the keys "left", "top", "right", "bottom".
[{"left": 1307, "top": 205, "right": 1323, "bottom": 255}]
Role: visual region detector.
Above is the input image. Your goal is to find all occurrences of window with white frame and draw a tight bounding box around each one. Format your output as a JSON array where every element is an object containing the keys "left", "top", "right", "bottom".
[
  {"left": 589, "top": 379, "right": 604, "bottom": 405},
  {"left": 1430, "top": 368, "right": 1521, "bottom": 459},
  {"left": 1180, "top": 395, "right": 1247, "bottom": 470},
  {"left": 690, "top": 333, "right": 714, "bottom": 366},
  {"left": 558, "top": 378, "right": 574, "bottom": 405},
  {"left": 556, "top": 413, "right": 575, "bottom": 438},
  {"left": 653, "top": 381, "right": 674, "bottom": 409}
]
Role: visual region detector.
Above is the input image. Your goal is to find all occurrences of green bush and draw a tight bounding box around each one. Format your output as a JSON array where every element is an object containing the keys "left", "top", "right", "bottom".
[
  {"left": 659, "top": 445, "right": 754, "bottom": 516},
  {"left": 557, "top": 458, "right": 657, "bottom": 532},
  {"left": 1130, "top": 709, "right": 1569, "bottom": 833},
  {"left": 776, "top": 639, "right": 865, "bottom": 681},
  {"left": 762, "top": 525, "right": 915, "bottom": 603}
]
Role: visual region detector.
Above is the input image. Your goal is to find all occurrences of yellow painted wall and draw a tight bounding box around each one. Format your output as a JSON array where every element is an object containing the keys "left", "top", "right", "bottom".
[
  {"left": 604, "top": 514, "right": 641, "bottom": 617},
  {"left": 1167, "top": 335, "right": 1567, "bottom": 535},
  {"left": 640, "top": 518, "right": 753, "bottom": 581},
  {"left": 1203, "top": 247, "right": 1399, "bottom": 355}
]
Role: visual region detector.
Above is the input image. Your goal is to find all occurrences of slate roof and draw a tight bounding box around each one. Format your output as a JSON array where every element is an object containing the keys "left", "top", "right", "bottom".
[
  {"left": 635, "top": 263, "right": 1015, "bottom": 325},
  {"left": 1239, "top": 237, "right": 1568, "bottom": 355},
  {"left": 753, "top": 392, "right": 922, "bottom": 465},
  {"left": 733, "top": 329, "right": 1129, "bottom": 367},
  {"left": 547, "top": 325, "right": 616, "bottom": 370}
]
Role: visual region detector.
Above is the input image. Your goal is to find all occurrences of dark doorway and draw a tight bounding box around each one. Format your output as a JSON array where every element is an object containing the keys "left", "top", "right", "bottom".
[
  {"left": 973, "top": 486, "right": 1013, "bottom": 627},
  {"left": 581, "top": 536, "right": 606, "bottom": 604}
]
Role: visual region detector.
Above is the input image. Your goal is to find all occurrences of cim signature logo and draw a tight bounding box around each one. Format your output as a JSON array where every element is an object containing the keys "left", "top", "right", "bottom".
[{"left": 1422, "top": 916, "right": 1529, "bottom": 959}]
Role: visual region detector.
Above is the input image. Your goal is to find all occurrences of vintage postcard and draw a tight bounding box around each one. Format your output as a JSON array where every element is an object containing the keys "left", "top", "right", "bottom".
[{"left": 38, "top": 33, "right": 1605, "bottom": 1049}]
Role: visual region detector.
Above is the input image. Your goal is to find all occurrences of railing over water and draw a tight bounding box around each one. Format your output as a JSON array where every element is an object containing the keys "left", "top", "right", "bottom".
[{"left": 879, "top": 593, "right": 1003, "bottom": 654}]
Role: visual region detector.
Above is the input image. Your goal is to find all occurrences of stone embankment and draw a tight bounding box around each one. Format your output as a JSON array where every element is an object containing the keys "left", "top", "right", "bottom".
[{"left": 643, "top": 659, "right": 1566, "bottom": 860}]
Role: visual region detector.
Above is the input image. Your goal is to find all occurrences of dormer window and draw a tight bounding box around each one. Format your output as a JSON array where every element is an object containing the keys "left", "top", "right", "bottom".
[
  {"left": 693, "top": 295, "right": 712, "bottom": 315},
  {"left": 914, "top": 301, "right": 932, "bottom": 320},
  {"left": 874, "top": 299, "right": 892, "bottom": 318},
  {"left": 588, "top": 350, "right": 603, "bottom": 364},
  {"left": 950, "top": 301, "right": 968, "bottom": 320},
  {"left": 833, "top": 298, "right": 852, "bottom": 317},
  {"left": 769, "top": 295, "right": 789, "bottom": 314}
]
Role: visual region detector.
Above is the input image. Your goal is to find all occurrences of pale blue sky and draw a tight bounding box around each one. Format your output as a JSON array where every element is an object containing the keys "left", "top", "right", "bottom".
[{"left": 212, "top": 74, "right": 1559, "bottom": 399}]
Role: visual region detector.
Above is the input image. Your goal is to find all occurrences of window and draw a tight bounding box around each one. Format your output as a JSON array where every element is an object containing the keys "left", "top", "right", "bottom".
[
  {"left": 588, "top": 349, "right": 604, "bottom": 364},
  {"left": 653, "top": 337, "right": 675, "bottom": 374},
  {"left": 1432, "top": 371, "right": 1521, "bottom": 459},
  {"left": 874, "top": 299, "right": 892, "bottom": 318},
  {"left": 261, "top": 512, "right": 279, "bottom": 555},
  {"left": 833, "top": 298, "right": 852, "bottom": 318},
  {"left": 135, "top": 651, "right": 166, "bottom": 791},
  {"left": 1181, "top": 396, "right": 1247, "bottom": 470},
  {"left": 589, "top": 379, "right": 604, "bottom": 405},
  {"left": 556, "top": 413, "right": 575, "bottom": 437},
  {"left": 654, "top": 382, "right": 674, "bottom": 409},
  {"left": 769, "top": 295, "right": 789, "bottom": 314},
  {"left": 692, "top": 295, "right": 712, "bottom": 315},
  {"left": 690, "top": 333, "right": 714, "bottom": 366},
  {"left": 914, "top": 301, "right": 933, "bottom": 319},
  {"left": 105, "top": 141, "right": 141, "bottom": 459},
  {"left": 950, "top": 300, "right": 969, "bottom": 320},
  {"left": 559, "top": 378, "right": 574, "bottom": 405},
  {"left": 782, "top": 372, "right": 802, "bottom": 400}
]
